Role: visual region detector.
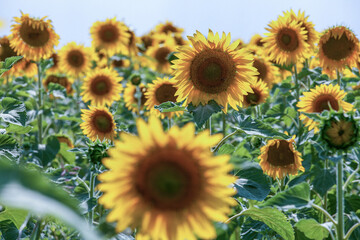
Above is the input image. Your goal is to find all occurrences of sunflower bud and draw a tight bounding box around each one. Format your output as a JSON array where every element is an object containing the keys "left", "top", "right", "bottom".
[
  {"left": 87, "top": 141, "right": 109, "bottom": 165},
  {"left": 130, "top": 73, "right": 141, "bottom": 86}
]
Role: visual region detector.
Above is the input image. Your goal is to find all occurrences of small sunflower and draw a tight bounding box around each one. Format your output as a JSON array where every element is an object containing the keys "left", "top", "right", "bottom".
[
  {"left": 243, "top": 80, "right": 269, "bottom": 108},
  {"left": 7, "top": 58, "right": 38, "bottom": 78},
  {"left": 297, "top": 84, "right": 353, "bottom": 133},
  {"left": 0, "top": 36, "right": 18, "bottom": 61},
  {"left": 111, "top": 57, "right": 130, "bottom": 69},
  {"left": 145, "top": 77, "right": 183, "bottom": 119},
  {"left": 252, "top": 56, "right": 279, "bottom": 87},
  {"left": 58, "top": 42, "right": 94, "bottom": 77},
  {"left": 146, "top": 37, "right": 177, "bottom": 74},
  {"left": 172, "top": 30, "right": 258, "bottom": 113},
  {"left": 80, "top": 106, "right": 116, "bottom": 142},
  {"left": 10, "top": 13, "right": 59, "bottom": 61},
  {"left": 98, "top": 116, "right": 236, "bottom": 240},
  {"left": 44, "top": 74, "right": 73, "bottom": 94},
  {"left": 47, "top": 52, "right": 60, "bottom": 74},
  {"left": 259, "top": 137, "right": 304, "bottom": 179},
  {"left": 264, "top": 16, "right": 309, "bottom": 65},
  {"left": 249, "top": 34, "right": 265, "bottom": 48},
  {"left": 123, "top": 82, "right": 148, "bottom": 114},
  {"left": 90, "top": 18, "right": 130, "bottom": 57},
  {"left": 55, "top": 134, "right": 74, "bottom": 148},
  {"left": 122, "top": 28, "right": 139, "bottom": 56},
  {"left": 318, "top": 26, "right": 360, "bottom": 70},
  {"left": 154, "top": 21, "right": 184, "bottom": 35},
  {"left": 81, "top": 68, "right": 123, "bottom": 107}
]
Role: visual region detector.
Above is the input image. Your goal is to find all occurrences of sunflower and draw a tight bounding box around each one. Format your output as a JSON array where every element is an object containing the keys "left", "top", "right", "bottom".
[
  {"left": 242, "top": 80, "right": 269, "bottom": 108},
  {"left": 123, "top": 82, "right": 148, "bottom": 114},
  {"left": 111, "top": 57, "right": 130, "bottom": 69},
  {"left": 146, "top": 37, "right": 177, "bottom": 74},
  {"left": 47, "top": 52, "right": 60, "bottom": 74},
  {"left": 98, "top": 116, "right": 236, "bottom": 240},
  {"left": 90, "top": 18, "right": 130, "bottom": 57},
  {"left": 44, "top": 74, "right": 73, "bottom": 94},
  {"left": 121, "top": 28, "right": 139, "bottom": 56},
  {"left": 0, "top": 36, "right": 18, "bottom": 61},
  {"left": 80, "top": 106, "right": 116, "bottom": 142},
  {"left": 318, "top": 26, "right": 359, "bottom": 70},
  {"left": 6, "top": 58, "right": 38, "bottom": 78},
  {"left": 145, "top": 77, "right": 183, "bottom": 119},
  {"left": 172, "top": 30, "right": 258, "bottom": 113},
  {"left": 10, "top": 13, "right": 59, "bottom": 61},
  {"left": 58, "top": 42, "right": 94, "bottom": 77},
  {"left": 154, "top": 21, "right": 184, "bottom": 35},
  {"left": 249, "top": 34, "right": 265, "bottom": 48},
  {"left": 55, "top": 134, "right": 74, "bottom": 148},
  {"left": 259, "top": 136, "right": 304, "bottom": 179},
  {"left": 297, "top": 84, "right": 353, "bottom": 133},
  {"left": 264, "top": 15, "right": 309, "bottom": 65},
  {"left": 81, "top": 68, "right": 123, "bottom": 107},
  {"left": 251, "top": 56, "right": 279, "bottom": 87}
]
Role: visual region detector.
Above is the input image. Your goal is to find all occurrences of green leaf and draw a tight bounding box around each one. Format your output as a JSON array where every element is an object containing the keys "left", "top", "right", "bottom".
[
  {"left": 217, "top": 143, "right": 235, "bottom": 155},
  {"left": 312, "top": 168, "right": 336, "bottom": 196},
  {"left": 167, "top": 51, "right": 179, "bottom": 65},
  {"left": 295, "top": 219, "right": 329, "bottom": 240},
  {"left": 0, "top": 134, "right": 18, "bottom": 161},
  {"left": 240, "top": 207, "right": 294, "bottom": 240},
  {"left": 154, "top": 101, "right": 186, "bottom": 113},
  {"left": 0, "top": 69, "right": 9, "bottom": 77},
  {"left": 261, "top": 182, "right": 311, "bottom": 210},
  {"left": 0, "top": 207, "right": 27, "bottom": 229},
  {"left": 187, "top": 100, "right": 222, "bottom": 127},
  {"left": 3, "top": 56, "right": 23, "bottom": 69},
  {"left": 35, "top": 136, "right": 60, "bottom": 166},
  {"left": 0, "top": 97, "right": 27, "bottom": 126},
  {"left": 0, "top": 220, "right": 18, "bottom": 240},
  {"left": 5, "top": 124, "right": 32, "bottom": 134},
  {"left": 265, "top": 103, "right": 285, "bottom": 116},
  {"left": 58, "top": 143, "right": 76, "bottom": 164}
]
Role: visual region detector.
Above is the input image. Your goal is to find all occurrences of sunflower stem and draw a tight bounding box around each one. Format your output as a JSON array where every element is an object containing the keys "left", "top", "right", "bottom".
[
  {"left": 205, "top": 116, "right": 212, "bottom": 135},
  {"left": 36, "top": 62, "right": 43, "bottom": 144},
  {"left": 136, "top": 86, "right": 142, "bottom": 117},
  {"left": 336, "top": 157, "right": 345, "bottom": 240},
  {"left": 75, "top": 78, "right": 81, "bottom": 116},
  {"left": 293, "top": 64, "right": 303, "bottom": 147},
  {"left": 222, "top": 112, "right": 226, "bottom": 136},
  {"left": 311, "top": 203, "right": 337, "bottom": 226},
  {"left": 88, "top": 170, "right": 96, "bottom": 226},
  {"left": 343, "top": 160, "right": 359, "bottom": 190},
  {"left": 345, "top": 223, "right": 360, "bottom": 240},
  {"left": 213, "top": 130, "right": 240, "bottom": 153},
  {"left": 167, "top": 117, "right": 172, "bottom": 130}
]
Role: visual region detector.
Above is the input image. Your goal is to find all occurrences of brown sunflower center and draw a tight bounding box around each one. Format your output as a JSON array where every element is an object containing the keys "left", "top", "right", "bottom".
[
  {"left": 313, "top": 94, "right": 339, "bottom": 112},
  {"left": 245, "top": 88, "right": 261, "bottom": 105},
  {"left": 190, "top": 49, "right": 235, "bottom": 94},
  {"left": 0, "top": 41, "right": 17, "bottom": 60},
  {"left": 67, "top": 50, "right": 85, "bottom": 68},
  {"left": 19, "top": 22, "right": 50, "bottom": 47},
  {"left": 93, "top": 111, "right": 113, "bottom": 133},
  {"left": 162, "top": 24, "right": 177, "bottom": 34},
  {"left": 155, "top": 47, "right": 171, "bottom": 64},
  {"left": 256, "top": 38, "right": 264, "bottom": 47},
  {"left": 45, "top": 75, "right": 70, "bottom": 89},
  {"left": 322, "top": 33, "right": 355, "bottom": 61},
  {"left": 112, "top": 59, "right": 124, "bottom": 68},
  {"left": 277, "top": 28, "right": 299, "bottom": 52},
  {"left": 90, "top": 76, "right": 111, "bottom": 95},
  {"left": 135, "top": 148, "right": 201, "bottom": 210},
  {"left": 99, "top": 24, "right": 119, "bottom": 43},
  {"left": 253, "top": 59, "right": 267, "bottom": 80},
  {"left": 155, "top": 84, "right": 177, "bottom": 104},
  {"left": 267, "top": 140, "right": 295, "bottom": 166},
  {"left": 141, "top": 36, "right": 153, "bottom": 49}
]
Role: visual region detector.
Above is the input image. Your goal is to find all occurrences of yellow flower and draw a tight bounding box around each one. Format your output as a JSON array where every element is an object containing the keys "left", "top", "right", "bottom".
[
  {"left": 243, "top": 80, "right": 269, "bottom": 108},
  {"left": 47, "top": 52, "right": 60, "bottom": 74},
  {"left": 249, "top": 34, "right": 265, "bottom": 48},
  {"left": 44, "top": 74, "right": 73, "bottom": 94},
  {"left": 251, "top": 55, "right": 279, "bottom": 87},
  {"left": 154, "top": 21, "right": 184, "bottom": 35},
  {"left": 98, "top": 116, "right": 236, "bottom": 240},
  {"left": 123, "top": 82, "right": 148, "bottom": 114},
  {"left": 146, "top": 36, "right": 177, "bottom": 74},
  {"left": 80, "top": 106, "right": 116, "bottom": 142},
  {"left": 172, "top": 30, "right": 258, "bottom": 113},
  {"left": 259, "top": 137, "right": 304, "bottom": 179},
  {"left": 55, "top": 134, "right": 74, "bottom": 148},
  {"left": 121, "top": 27, "right": 139, "bottom": 56},
  {"left": 10, "top": 13, "right": 59, "bottom": 61}
]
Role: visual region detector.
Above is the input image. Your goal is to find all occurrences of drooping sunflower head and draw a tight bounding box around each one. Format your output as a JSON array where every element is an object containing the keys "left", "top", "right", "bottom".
[
  {"left": 145, "top": 77, "right": 183, "bottom": 119},
  {"left": 58, "top": 42, "right": 94, "bottom": 77},
  {"left": 297, "top": 84, "right": 353, "bottom": 133},
  {"left": 243, "top": 80, "right": 269, "bottom": 108},
  {"left": 98, "top": 116, "right": 236, "bottom": 239},
  {"left": 154, "top": 21, "right": 184, "bottom": 35},
  {"left": 259, "top": 137, "right": 304, "bottom": 179},
  {"left": 81, "top": 68, "right": 123, "bottom": 107},
  {"left": 90, "top": 18, "right": 130, "bottom": 57},
  {"left": 10, "top": 13, "right": 59, "bottom": 61},
  {"left": 123, "top": 82, "right": 148, "bottom": 114},
  {"left": 318, "top": 26, "right": 360, "bottom": 70},
  {"left": 251, "top": 55, "right": 279, "bottom": 87},
  {"left": 55, "top": 134, "right": 74, "bottom": 148},
  {"left": 172, "top": 30, "right": 258, "bottom": 113},
  {"left": 146, "top": 37, "right": 177, "bottom": 74},
  {"left": 264, "top": 16, "right": 309, "bottom": 65},
  {"left": 44, "top": 74, "right": 73, "bottom": 94},
  {"left": 0, "top": 36, "right": 18, "bottom": 61},
  {"left": 80, "top": 106, "right": 116, "bottom": 142}
]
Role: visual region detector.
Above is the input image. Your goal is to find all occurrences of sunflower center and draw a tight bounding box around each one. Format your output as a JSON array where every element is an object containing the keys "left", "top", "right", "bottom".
[
  {"left": 155, "top": 84, "right": 177, "bottom": 103},
  {"left": 277, "top": 28, "right": 299, "bottom": 52},
  {"left": 90, "top": 76, "right": 111, "bottom": 95},
  {"left": 338, "top": 129, "right": 345, "bottom": 136},
  {"left": 67, "top": 50, "right": 85, "bottom": 68},
  {"left": 99, "top": 24, "right": 119, "bottom": 43},
  {"left": 313, "top": 94, "right": 339, "bottom": 112},
  {"left": 162, "top": 24, "right": 177, "bottom": 34},
  {"left": 135, "top": 149, "right": 200, "bottom": 210},
  {"left": 112, "top": 59, "right": 124, "bottom": 68},
  {"left": 253, "top": 59, "right": 267, "bottom": 80},
  {"left": 322, "top": 34, "right": 355, "bottom": 61},
  {"left": 0, "top": 42, "right": 17, "bottom": 60},
  {"left": 93, "top": 112, "right": 113, "bottom": 133},
  {"left": 245, "top": 88, "right": 261, "bottom": 105},
  {"left": 19, "top": 22, "right": 50, "bottom": 47},
  {"left": 190, "top": 49, "right": 235, "bottom": 94},
  {"left": 267, "top": 140, "right": 295, "bottom": 166},
  {"left": 155, "top": 47, "right": 171, "bottom": 64},
  {"left": 256, "top": 38, "right": 264, "bottom": 47}
]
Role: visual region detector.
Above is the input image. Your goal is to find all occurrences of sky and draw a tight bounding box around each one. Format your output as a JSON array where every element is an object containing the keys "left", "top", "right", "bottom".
[{"left": 1, "top": 0, "right": 360, "bottom": 48}]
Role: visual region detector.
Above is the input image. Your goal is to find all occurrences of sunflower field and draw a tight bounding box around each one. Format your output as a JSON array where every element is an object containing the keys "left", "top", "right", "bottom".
[{"left": 0, "top": 8, "right": 360, "bottom": 240}]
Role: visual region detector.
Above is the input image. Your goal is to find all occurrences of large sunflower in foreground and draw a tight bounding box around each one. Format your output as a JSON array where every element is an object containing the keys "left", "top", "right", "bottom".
[
  {"left": 98, "top": 116, "right": 236, "bottom": 240},
  {"left": 80, "top": 106, "right": 116, "bottom": 141},
  {"left": 264, "top": 16, "right": 308, "bottom": 65},
  {"left": 318, "top": 26, "right": 359, "bottom": 70},
  {"left": 172, "top": 30, "right": 258, "bottom": 113},
  {"left": 145, "top": 77, "right": 183, "bottom": 119},
  {"left": 259, "top": 137, "right": 304, "bottom": 179},
  {"left": 90, "top": 18, "right": 130, "bottom": 57},
  {"left": 123, "top": 82, "right": 148, "bottom": 114},
  {"left": 10, "top": 13, "right": 59, "bottom": 61},
  {"left": 58, "top": 42, "right": 94, "bottom": 77},
  {"left": 81, "top": 68, "right": 123, "bottom": 106},
  {"left": 297, "top": 84, "right": 353, "bottom": 133},
  {"left": 242, "top": 80, "right": 269, "bottom": 108}
]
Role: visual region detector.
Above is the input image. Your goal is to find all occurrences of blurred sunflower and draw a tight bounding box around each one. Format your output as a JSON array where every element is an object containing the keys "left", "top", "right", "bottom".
[
  {"left": 47, "top": 52, "right": 60, "bottom": 74},
  {"left": 252, "top": 56, "right": 278, "bottom": 87},
  {"left": 98, "top": 116, "right": 235, "bottom": 240},
  {"left": 264, "top": 16, "right": 308, "bottom": 65},
  {"left": 297, "top": 84, "right": 353, "bottom": 133},
  {"left": 318, "top": 26, "right": 359, "bottom": 70},
  {"left": 122, "top": 28, "right": 139, "bottom": 56},
  {"left": 123, "top": 82, "right": 148, "bottom": 114},
  {"left": 58, "top": 42, "right": 94, "bottom": 77},
  {"left": 80, "top": 106, "right": 116, "bottom": 142},
  {"left": 172, "top": 30, "right": 258, "bottom": 113},
  {"left": 146, "top": 37, "right": 177, "bottom": 74},
  {"left": 0, "top": 36, "right": 18, "bottom": 61},
  {"left": 81, "top": 68, "right": 123, "bottom": 107},
  {"left": 44, "top": 74, "right": 73, "bottom": 94},
  {"left": 242, "top": 80, "right": 269, "bottom": 108},
  {"left": 10, "top": 13, "right": 59, "bottom": 61},
  {"left": 90, "top": 18, "right": 130, "bottom": 57},
  {"left": 111, "top": 57, "right": 130, "bottom": 69},
  {"left": 154, "top": 21, "right": 184, "bottom": 35},
  {"left": 55, "top": 134, "right": 74, "bottom": 148},
  {"left": 259, "top": 137, "right": 304, "bottom": 179},
  {"left": 7, "top": 58, "right": 37, "bottom": 78},
  {"left": 249, "top": 34, "right": 265, "bottom": 48},
  {"left": 145, "top": 77, "right": 183, "bottom": 119}
]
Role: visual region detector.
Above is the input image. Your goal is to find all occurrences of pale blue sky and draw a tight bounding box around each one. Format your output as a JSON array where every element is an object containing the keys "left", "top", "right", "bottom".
[{"left": 1, "top": 0, "right": 359, "bottom": 48}]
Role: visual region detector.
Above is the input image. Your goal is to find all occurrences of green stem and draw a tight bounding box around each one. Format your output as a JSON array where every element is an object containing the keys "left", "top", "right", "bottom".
[
  {"left": 75, "top": 78, "right": 81, "bottom": 116},
  {"left": 324, "top": 158, "right": 328, "bottom": 223},
  {"left": 205, "top": 116, "right": 212, "bottom": 135},
  {"left": 222, "top": 112, "right": 226, "bottom": 136},
  {"left": 311, "top": 203, "right": 337, "bottom": 226},
  {"left": 213, "top": 130, "right": 239, "bottom": 153},
  {"left": 37, "top": 63, "right": 43, "bottom": 144},
  {"left": 88, "top": 171, "right": 96, "bottom": 226},
  {"left": 337, "top": 158, "right": 344, "bottom": 240},
  {"left": 345, "top": 223, "right": 360, "bottom": 240},
  {"left": 343, "top": 161, "right": 359, "bottom": 190},
  {"left": 167, "top": 117, "right": 172, "bottom": 130},
  {"left": 30, "top": 219, "right": 43, "bottom": 240},
  {"left": 293, "top": 64, "right": 303, "bottom": 147}
]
